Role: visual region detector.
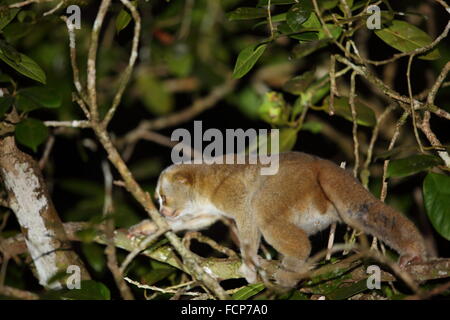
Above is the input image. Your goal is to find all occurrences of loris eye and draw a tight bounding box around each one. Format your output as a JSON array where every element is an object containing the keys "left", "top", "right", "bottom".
[{"left": 157, "top": 194, "right": 167, "bottom": 210}]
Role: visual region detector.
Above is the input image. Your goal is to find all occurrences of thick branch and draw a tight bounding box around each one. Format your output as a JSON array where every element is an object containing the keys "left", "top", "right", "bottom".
[
  {"left": 4, "top": 223, "right": 449, "bottom": 286},
  {"left": 0, "top": 136, "right": 90, "bottom": 289}
]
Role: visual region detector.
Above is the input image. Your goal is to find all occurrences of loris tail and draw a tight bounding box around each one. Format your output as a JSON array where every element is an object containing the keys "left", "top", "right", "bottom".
[{"left": 317, "top": 159, "right": 427, "bottom": 264}]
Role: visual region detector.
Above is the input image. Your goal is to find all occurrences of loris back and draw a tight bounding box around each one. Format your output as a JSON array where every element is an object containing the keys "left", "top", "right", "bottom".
[{"left": 148, "top": 152, "right": 427, "bottom": 287}]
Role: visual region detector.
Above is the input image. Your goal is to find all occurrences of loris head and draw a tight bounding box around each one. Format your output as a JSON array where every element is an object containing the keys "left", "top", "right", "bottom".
[{"left": 155, "top": 164, "right": 197, "bottom": 219}]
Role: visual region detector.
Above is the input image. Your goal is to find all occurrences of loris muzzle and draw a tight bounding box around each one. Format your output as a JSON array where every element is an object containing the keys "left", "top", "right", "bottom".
[{"left": 130, "top": 152, "right": 428, "bottom": 287}]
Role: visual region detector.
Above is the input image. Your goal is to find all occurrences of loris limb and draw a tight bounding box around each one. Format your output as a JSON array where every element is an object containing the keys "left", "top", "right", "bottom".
[
  {"left": 128, "top": 213, "right": 220, "bottom": 237},
  {"left": 128, "top": 213, "right": 264, "bottom": 284}
]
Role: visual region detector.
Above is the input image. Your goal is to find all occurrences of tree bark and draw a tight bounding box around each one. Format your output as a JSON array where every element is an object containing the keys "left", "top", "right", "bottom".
[{"left": 0, "top": 135, "right": 90, "bottom": 289}]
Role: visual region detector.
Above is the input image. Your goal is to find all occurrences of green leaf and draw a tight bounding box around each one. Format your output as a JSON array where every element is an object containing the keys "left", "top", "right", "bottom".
[
  {"left": 257, "top": 0, "right": 297, "bottom": 5},
  {"left": 233, "top": 44, "right": 267, "bottom": 79},
  {"left": 289, "top": 31, "right": 319, "bottom": 41},
  {"left": 323, "top": 96, "right": 376, "bottom": 127},
  {"left": 423, "top": 173, "right": 450, "bottom": 240},
  {"left": 16, "top": 86, "right": 62, "bottom": 112},
  {"left": 227, "top": 7, "right": 267, "bottom": 21},
  {"left": 374, "top": 20, "right": 440, "bottom": 60},
  {"left": 0, "top": 8, "right": 20, "bottom": 31},
  {"left": 136, "top": 71, "right": 174, "bottom": 115},
  {"left": 286, "top": 1, "right": 312, "bottom": 32},
  {"left": 0, "top": 96, "right": 14, "bottom": 118},
  {"left": 0, "top": 49, "right": 46, "bottom": 83},
  {"left": 57, "top": 280, "right": 110, "bottom": 300},
  {"left": 320, "top": 0, "right": 339, "bottom": 10},
  {"left": 297, "top": 16, "right": 341, "bottom": 40},
  {"left": 3, "top": 22, "right": 34, "bottom": 42},
  {"left": 310, "top": 81, "right": 330, "bottom": 104},
  {"left": 81, "top": 243, "right": 106, "bottom": 273},
  {"left": 75, "top": 227, "right": 99, "bottom": 243},
  {"left": 253, "top": 13, "right": 287, "bottom": 29},
  {"left": 283, "top": 71, "right": 315, "bottom": 94},
  {"left": 279, "top": 127, "right": 299, "bottom": 152},
  {"left": 291, "top": 39, "right": 329, "bottom": 59},
  {"left": 326, "top": 279, "right": 367, "bottom": 300},
  {"left": 301, "top": 121, "right": 323, "bottom": 134},
  {"left": 15, "top": 118, "right": 49, "bottom": 152},
  {"left": 116, "top": 8, "right": 131, "bottom": 32},
  {"left": 165, "top": 45, "right": 193, "bottom": 77},
  {"left": 17, "top": 9, "right": 36, "bottom": 23},
  {"left": 115, "top": 0, "right": 137, "bottom": 32},
  {"left": 259, "top": 91, "right": 289, "bottom": 125},
  {"left": 141, "top": 261, "right": 176, "bottom": 285},
  {"left": 232, "top": 283, "right": 265, "bottom": 300},
  {"left": 318, "top": 24, "right": 342, "bottom": 40},
  {"left": 301, "top": 12, "right": 321, "bottom": 29},
  {"left": 277, "top": 21, "right": 294, "bottom": 34},
  {"left": 387, "top": 154, "right": 443, "bottom": 178},
  {"left": 229, "top": 87, "right": 262, "bottom": 120},
  {"left": 292, "top": 95, "right": 305, "bottom": 117}
]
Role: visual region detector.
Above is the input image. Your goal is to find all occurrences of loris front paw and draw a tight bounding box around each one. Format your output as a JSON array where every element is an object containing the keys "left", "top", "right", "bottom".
[{"left": 127, "top": 219, "right": 158, "bottom": 238}]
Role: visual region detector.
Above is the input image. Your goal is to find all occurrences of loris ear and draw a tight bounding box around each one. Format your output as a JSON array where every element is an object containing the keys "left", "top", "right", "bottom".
[{"left": 173, "top": 171, "right": 193, "bottom": 185}]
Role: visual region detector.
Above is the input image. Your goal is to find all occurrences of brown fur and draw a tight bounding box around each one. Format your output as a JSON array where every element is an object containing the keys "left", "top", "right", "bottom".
[{"left": 130, "top": 152, "right": 427, "bottom": 287}]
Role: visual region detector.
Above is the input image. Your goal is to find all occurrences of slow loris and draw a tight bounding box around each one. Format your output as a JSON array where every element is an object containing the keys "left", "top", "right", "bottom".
[{"left": 130, "top": 152, "right": 427, "bottom": 287}]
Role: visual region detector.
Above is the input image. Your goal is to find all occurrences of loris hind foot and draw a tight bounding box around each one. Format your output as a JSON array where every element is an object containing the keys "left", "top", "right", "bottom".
[{"left": 274, "top": 259, "right": 311, "bottom": 288}]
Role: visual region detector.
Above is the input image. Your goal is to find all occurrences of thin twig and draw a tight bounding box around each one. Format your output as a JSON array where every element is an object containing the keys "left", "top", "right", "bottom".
[
  {"left": 349, "top": 72, "right": 359, "bottom": 178},
  {"left": 420, "top": 111, "right": 450, "bottom": 167},
  {"left": 0, "top": 285, "right": 39, "bottom": 300},
  {"left": 406, "top": 54, "right": 424, "bottom": 153},
  {"left": 102, "top": 161, "right": 134, "bottom": 300},
  {"left": 120, "top": 77, "right": 236, "bottom": 146},
  {"left": 61, "top": 16, "right": 89, "bottom": 112},
  {"left": 39, "top": 135, "right": 55, "bottom": 170},
  {"left": 427, "top": 61, "right": 450, "bottom": 105},
  {"left": 103, "top": 0, "right": 141, "bottom": 126},
  {"left": 87, "top": 0, "right": 112, "bottom": 121},
  {"left": 8, "top": 0, "right": 53, "bottom": 8},
  {"left": 44, "top": 120, "right": 91, "bottom": 128},
  {"left": 124, "top": 277, "right": 201, "bottom": 296},
  {"left": 380, "top": 111, "right": 409, "bottom": 201},
  {"left": 362, "top": 104, "right": 395, "bottom": 183},
  {"left": 43, "top": 0, "right": 64, "bottom": 16},
  {"left": 183, "top": 231, "right": 239, "bottom": 259},
  {"left": 267, "top": 0, "right": 274, "bottom": 39},
  {"left": 329, "top": 55, "right": 337, "bottom": 115}
]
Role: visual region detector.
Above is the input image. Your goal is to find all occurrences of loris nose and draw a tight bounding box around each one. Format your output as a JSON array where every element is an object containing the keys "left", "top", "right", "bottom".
[{"left": 160, "top": 206, "right": 176, "bottom": 217}]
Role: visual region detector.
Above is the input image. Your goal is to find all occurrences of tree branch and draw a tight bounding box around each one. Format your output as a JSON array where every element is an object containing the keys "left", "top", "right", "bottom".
[{"left": 0, "top": 136, "right": 90, "bottom": 288}]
